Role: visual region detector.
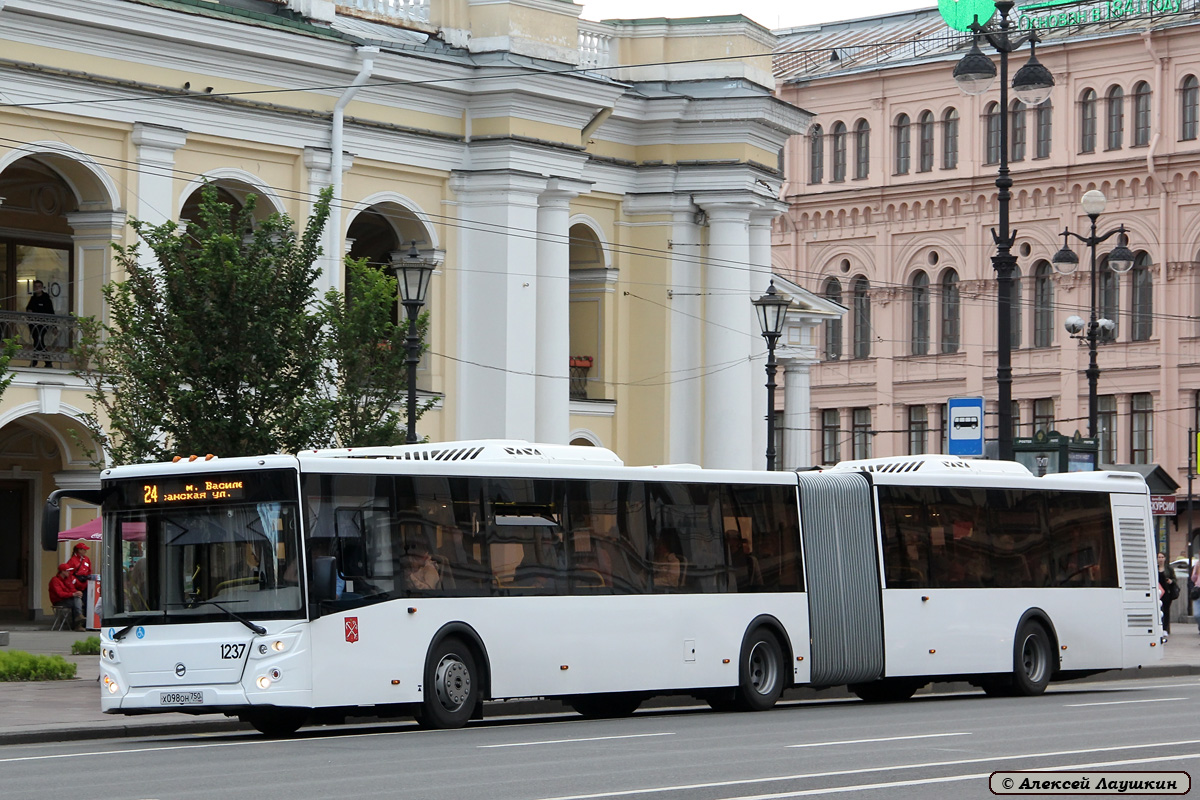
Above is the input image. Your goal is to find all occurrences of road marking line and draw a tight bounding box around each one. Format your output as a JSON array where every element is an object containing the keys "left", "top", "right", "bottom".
[
  {"left": 707, "top": 752, "right": 1200, "bottom": 800},
  {"left": 537, "top": 739, "right": 1200, "bottom": 800},
  {"left": 1065, "top": 696, "right": 1186, "bottom": 707},
  {"left": 479, "top": 732, "right": 674, "bottom": 749},
  {"left": 786, "top": 732, "right": 970, "bottom": 749}
]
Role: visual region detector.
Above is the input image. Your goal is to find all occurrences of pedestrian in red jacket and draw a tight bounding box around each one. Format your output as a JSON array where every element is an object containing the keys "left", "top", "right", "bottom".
[
  {"left": 49, "top": 564, "right": 85, "bottom": 631},
  {"left": 64, "top": 543, "right": 92, "bottom": 592}
]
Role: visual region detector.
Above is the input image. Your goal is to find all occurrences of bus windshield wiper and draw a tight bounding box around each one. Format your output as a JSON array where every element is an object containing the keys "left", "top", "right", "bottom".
[{"left": 167, "top": 600, "right": 267, "bottom": 635}]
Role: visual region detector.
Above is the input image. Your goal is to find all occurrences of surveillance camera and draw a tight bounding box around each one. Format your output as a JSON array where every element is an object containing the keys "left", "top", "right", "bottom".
[{"left": 1064, "top": 315, "right": 1085, "bottom": 335}]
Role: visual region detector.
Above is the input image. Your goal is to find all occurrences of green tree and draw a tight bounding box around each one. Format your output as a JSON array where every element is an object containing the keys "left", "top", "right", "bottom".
[
  {"left": 0, "top": 337, "right": 20, "bottom": 404},
  {"left": 323, "top": 258, "right": 432, "bottom": 448},
  {"left": 74, "top": 185, "right": 335, "bottom": 464}
]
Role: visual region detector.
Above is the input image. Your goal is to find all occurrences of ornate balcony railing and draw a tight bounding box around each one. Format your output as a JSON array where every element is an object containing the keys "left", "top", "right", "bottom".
[
  {"left": 337, "top": 0, "right": 431, "bottom": 24},
  {"left": 578, "top": 21, "right": 615, "bottom": 71},
  {"left": 570, "top": 355, "right": 593, "bottom": 400},
  {"left": 0, "top": 310, "right": 79, "bottom": 370}
]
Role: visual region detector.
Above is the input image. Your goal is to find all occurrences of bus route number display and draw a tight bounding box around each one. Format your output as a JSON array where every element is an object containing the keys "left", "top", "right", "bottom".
[{"left": 141, "top": 479, "right": 246, "bottom": 505}]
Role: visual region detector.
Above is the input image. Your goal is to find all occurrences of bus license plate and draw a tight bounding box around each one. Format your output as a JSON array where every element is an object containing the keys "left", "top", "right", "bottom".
[{"left": 160, "top": 691, "right": 203, "bottom": 705}]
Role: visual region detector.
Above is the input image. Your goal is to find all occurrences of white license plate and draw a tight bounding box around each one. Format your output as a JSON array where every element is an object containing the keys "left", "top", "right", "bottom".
[{"left": 160, "top": 691, "right": 204, "bottom": 705}]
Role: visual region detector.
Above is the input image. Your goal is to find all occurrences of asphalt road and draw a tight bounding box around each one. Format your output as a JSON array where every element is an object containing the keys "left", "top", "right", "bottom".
[{"left": 4, "top": 676, "right": 1199, "bottom": 800}]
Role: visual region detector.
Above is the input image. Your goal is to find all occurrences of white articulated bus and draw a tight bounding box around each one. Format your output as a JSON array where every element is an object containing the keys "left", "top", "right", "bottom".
[{"left": 43, "top": 441, "right": 1163, "bottom": 736}]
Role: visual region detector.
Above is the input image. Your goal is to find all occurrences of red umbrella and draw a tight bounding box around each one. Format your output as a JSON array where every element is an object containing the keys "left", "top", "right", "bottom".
[{"left": 58, "top": 517, "right": 145, "bottom": 542}]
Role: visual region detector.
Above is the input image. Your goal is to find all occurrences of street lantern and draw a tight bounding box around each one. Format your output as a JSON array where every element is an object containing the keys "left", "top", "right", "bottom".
[
  {"left": 753, "top": 281, "right": 790, "bottom": 471},
  {"left": 1049, "top": 191, "right": 1134, "bottom": 439},
  {"left": 950, "top": 0, "right": 1054, "bottom": 461},
  {"left": 390, "top": 241, "right": 435, "bottom": 444}
]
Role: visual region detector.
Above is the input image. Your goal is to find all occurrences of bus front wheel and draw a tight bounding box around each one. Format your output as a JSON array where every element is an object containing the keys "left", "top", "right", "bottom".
[
  {"left": 735, "top": 630, "right": 785, "bottom": 711},
  {"left": 419, "top": 637, "right": 479, "bottom": 729}
]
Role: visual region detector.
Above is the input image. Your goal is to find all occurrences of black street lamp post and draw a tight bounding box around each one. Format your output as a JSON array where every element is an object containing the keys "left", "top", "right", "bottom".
[
  {"left": 753, "top": 281, "right": 790, "bottom": 471},
  {"left": 1051, "top": 190, "right": 1135, "bottom": 438},
  {"left": 393, "top": 241, "right": 434, "bottom": 444},
  {"left": 952, "top": 0, "right": 1054, "bottom": 460}
]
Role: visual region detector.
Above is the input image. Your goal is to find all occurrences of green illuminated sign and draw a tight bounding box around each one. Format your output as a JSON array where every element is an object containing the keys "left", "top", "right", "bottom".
[
  {"left": 1015, "top": 0, "right": 1182, "bottom": 28},
  {"left": 938, "top": 0, "right": 998, "bottom": 31}
]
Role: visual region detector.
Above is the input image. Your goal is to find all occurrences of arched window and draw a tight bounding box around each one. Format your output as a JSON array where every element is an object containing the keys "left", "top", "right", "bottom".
[
  {"left": 894, "top": 114, "right": 911, "bottom": 174},
  {"left": 940, "top": 270, "right": 960, "bottom": 354},
  {"left": 809, "top": 124, "right": 824, "bottom": 184},
  {"left": 1131, "top": 251, "right": 1153, "bottom": 341},
  {"left": 823, "top": 278, "right": 843, "bottom": 360},
  {"left": 985, "top": 101, "right": 1001, "bottom": 164},
  {"left": 1011, "top": 266, "right": 1022, "bottom": 349},
  {"left": 1035, "top": 99, "right": 1052, "bottom": 158},
  {"left": 1010, "top": 100, "right": 1026, "bottom": 161},
  {"left": 1106, "top": 85, "right": 1124, "bottom": 150},
  {"left": 854, "top": 119, "right": 871, "bottom": 179},
  {"left": 918, "top": 111, "right": 934, "bottom": 172},
  {"left": 1099, "top": 254, "right": 1119, "bottom": 340},
  {"left": 911, "top": 271, "right": 929, "bottom": 355},
  {"left": 1080, "top": 89, "right": 1097, "bottom": 152},
  {"left": 1183, "top": 75, "right": 1199, "bottom": 141},
  {"left": 1034, "top": 260, "right": 1054, "bottom": 348},
  {"left": 943, "top": 108, "right": 959, "bottom": 169},
  {"left": 853, "top": 277, "right": 871, "bottom": 359},
  {"left": 1133, "top": 81, "right": 1152, "bottom": 146},
  {"left": 832, "top": 122, "right": 847, "bottom": 182}
]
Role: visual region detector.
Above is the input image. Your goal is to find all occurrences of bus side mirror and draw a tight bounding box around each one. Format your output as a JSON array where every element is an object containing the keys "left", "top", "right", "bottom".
[
  {"left": 311, "top": 556, "right": 338, "bottom": 602},
  {"left": 41, "top": 494, "right": 62, "bottom": 552}
]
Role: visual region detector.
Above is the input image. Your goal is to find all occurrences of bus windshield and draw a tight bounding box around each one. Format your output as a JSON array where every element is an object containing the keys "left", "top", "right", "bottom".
[{"left": 102, "top": 469, "right": 304, "bottom": 623}]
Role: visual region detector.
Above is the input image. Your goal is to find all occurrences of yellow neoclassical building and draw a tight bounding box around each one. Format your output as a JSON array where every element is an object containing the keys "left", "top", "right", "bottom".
[{"left": 0, "top": 0, "right": 833, "bottom": 620}]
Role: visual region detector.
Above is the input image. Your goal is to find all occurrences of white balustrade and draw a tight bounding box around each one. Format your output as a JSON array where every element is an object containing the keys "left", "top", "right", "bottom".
[
  {"left": 578, "top": 22, "right": 614, "bottom": 70},
  {"left": 337, "top": 0, "right": 430, "bottom": 24}
]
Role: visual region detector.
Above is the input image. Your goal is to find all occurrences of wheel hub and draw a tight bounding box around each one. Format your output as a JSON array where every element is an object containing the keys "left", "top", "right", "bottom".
[{"left": 435, "top": 656, "right": 471, "bottom": 711}]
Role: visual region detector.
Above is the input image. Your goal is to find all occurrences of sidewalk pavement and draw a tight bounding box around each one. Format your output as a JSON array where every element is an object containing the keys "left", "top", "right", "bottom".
[{"left": 1, "top": 622, "right": 1199, "bottom": 746}]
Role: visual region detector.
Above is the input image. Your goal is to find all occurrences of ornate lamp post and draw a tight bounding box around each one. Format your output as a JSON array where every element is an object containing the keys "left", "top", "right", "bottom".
[
  {"left": 753, "top": 281, "right": 790, "bottom": 471},
  {"left": 1050, "top": 190, "right": 1135, "bottom": 438},
  {"left": 952, "top": 0, "right": 1054, "bottom": 460},
  {"left": 393, "top": 241, "right": 434, "bottom": 444}
]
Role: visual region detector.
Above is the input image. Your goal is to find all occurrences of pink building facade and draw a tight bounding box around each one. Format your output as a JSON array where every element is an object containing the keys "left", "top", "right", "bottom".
[{"left": 772, "top": 7, "right": 1200, "bottom": 559}]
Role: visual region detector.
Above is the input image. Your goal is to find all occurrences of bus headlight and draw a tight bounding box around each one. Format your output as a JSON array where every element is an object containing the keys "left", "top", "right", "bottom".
[
  {"left": 271, "top": 640, "right": 286, "bottom": 652},
  {"left": 103, "top": 674, "right": 119, "bottom": 694},
  {"left": 256, "top": 675, "right": 272, "bottom": 690}
]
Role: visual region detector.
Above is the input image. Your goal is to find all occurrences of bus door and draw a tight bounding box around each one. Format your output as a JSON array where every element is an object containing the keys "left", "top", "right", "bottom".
[{"left": 796, "top": 472, "right": 884, "bottom": 686}]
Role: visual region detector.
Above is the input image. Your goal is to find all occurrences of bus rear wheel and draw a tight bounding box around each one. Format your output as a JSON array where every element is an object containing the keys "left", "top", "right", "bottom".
[
  {"left": 1011, "top": 621, "right": 1052, "bottom": 696},
  {"left": 735, "top": 630, "right": 785, "bottom": 711},
  {"left": 419, "top": 637, "right": 479, "bottom": 729},
  {"left": 243, "top": 708, "right": 307, "bottom": 737},
  {"left": 568, "top": 692, "right": 642, "bottom": 719}
]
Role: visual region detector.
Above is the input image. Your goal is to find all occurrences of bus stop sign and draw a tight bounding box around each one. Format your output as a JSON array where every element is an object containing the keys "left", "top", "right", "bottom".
[{"left": 947, "top": 397, "right": 984, "bottom": 456}]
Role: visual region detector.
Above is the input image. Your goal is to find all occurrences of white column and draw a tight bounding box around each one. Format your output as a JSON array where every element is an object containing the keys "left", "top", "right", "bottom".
[
  {"left": 748, "top": 210, "right": 775, "bottom": 471},
  {"left": 304, "top": 147, "right": 352, "bottom": 295},
  {"left": 700, "top": 202, "right": 754, "bottom": 470},
  {"left": 131, "top": 124, "right": 186, "bottom": 270},
  {"left": 450, "top": 170, "right": 547, "bottom": 441},
  {"left": 782, "top": 360, "right": 813, "bottom": 469},
  {"left": 535, "top": 180, "right": 584, "bottom": 444},
  {"left": 669, "top": 206, "right": 703, "bottom": 465}
]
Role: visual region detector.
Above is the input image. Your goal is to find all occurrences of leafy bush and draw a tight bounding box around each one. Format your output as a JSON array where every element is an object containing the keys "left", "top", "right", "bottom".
[
  {"left": 72, "top": 636, "right": 101, "bottom": 656},
  {"left": 0, "top": 650, "right": 78, "bottom": 681}
]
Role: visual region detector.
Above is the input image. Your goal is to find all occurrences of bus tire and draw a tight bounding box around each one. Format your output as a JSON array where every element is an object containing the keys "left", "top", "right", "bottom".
[
  {"left": 568, "top": 692, "right": 642, "bottom": 719},
  {"left": 244, "top": 708, "right": 307, "bottom": 737},
  {"left": 1011, "top": 621, "right": 1053, "bottom": 696},
  {"left": 420, "top": 637, "right": 479, "bottom": 729},
  {"left": 735, "top": 629, "right": 785, "bottom": 712},
  {"left": 850, "top": 678, "right": 924, "bottom": 703}
]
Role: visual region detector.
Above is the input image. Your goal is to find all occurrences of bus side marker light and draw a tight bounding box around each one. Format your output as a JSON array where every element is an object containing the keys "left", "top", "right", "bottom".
[
  {"left": 205, "top": 454, "right": 215, "bottom": 460},
  {"left": 796, "top": 656, "right": 803, "bottom": 662},
  {"left": 1150, "top": 641, "right": 1157, "bottom": 647},
  {"left": 407, "top": 607, "right": 417, "bottom": 614},
  {"left": 929, "top": 649, "right": 936, "bottom": 654},
  {"left": 1061, "top": 645, "right": 1068, "bottom": 650},
  {"left": 921, "top": 596, "right": 929, "bottom": 602},
  {"left": 723, "top": 659, "right": 730, "bottom": 664},
  {"left": 560, "top": 665, "right": 569, "bottom": 670},
  {"left": 188, "top": 454, "right": 198, "bottom": 462},
  {"left": 391, "top": 680, "right": 400, "bottom": 685},
  {"left": 172, "top": 456, "right": 182, "bottom": 463}
]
